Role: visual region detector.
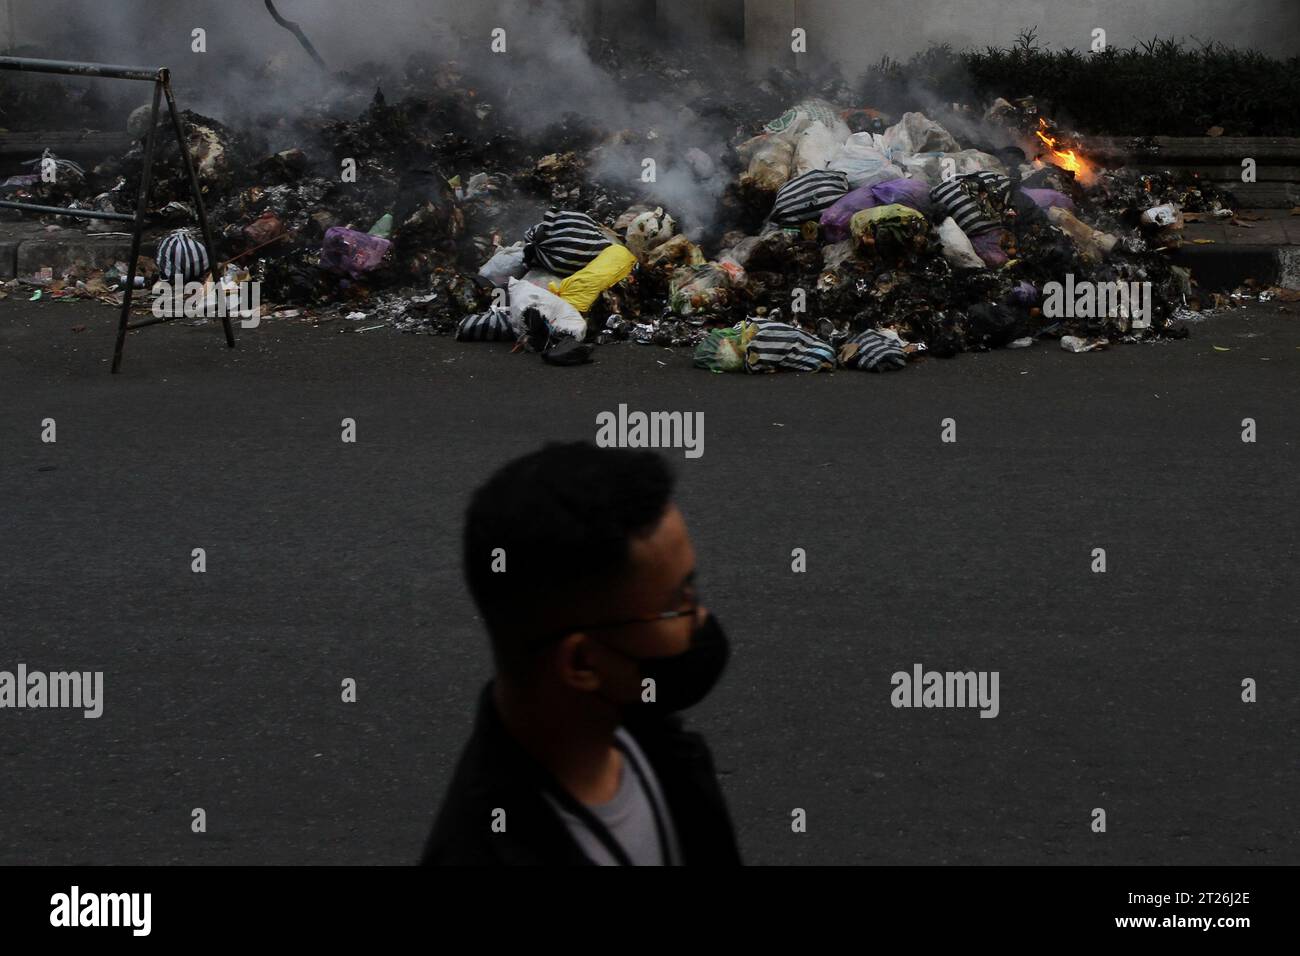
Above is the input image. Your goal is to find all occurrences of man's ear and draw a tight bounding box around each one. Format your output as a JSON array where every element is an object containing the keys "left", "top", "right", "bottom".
[{"left": 557, "top": 632, "right": 603, "bottom": 692}]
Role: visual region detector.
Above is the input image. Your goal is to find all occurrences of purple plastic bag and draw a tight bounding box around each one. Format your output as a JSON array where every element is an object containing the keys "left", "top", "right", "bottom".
[
  {"left": 1008, "top": 280, "right": 1038, "bottom": 307},
  {"left": 1022, "top": 188, "right": 1075, "bottom": 212},
  {"left": 970, "top": 229, "right": 1011, "bottom": 267},
  {"left": 820, "top": 177, "right": 935, "bottom": 241},
  {"left": 819, "top": 185, "right": 881, "bottom": 242},
  {"left": 868, "top": 177, "right": 933, "bottom": 217},
  {"left": 321, "top": 226, "right": 392, "bottom": 278}
]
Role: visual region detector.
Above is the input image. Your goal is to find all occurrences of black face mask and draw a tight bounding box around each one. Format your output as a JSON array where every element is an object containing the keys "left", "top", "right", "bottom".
[{"left": 598, "top": 612, "right": 730, "bottom": 713}]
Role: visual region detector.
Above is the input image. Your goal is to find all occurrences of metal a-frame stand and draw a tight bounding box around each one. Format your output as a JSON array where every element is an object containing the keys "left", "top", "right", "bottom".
[{"left": 0, "top": 56, "right": 235, "bottom": 372}]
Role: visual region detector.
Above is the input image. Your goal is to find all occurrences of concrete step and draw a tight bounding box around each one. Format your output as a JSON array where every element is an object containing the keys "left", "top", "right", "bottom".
[
  {"left": 0, "top": 220, "right": 136, "bottom": 279},
  {"left": 1086, "top": 136, "right": 1300, "bottom": 209}
]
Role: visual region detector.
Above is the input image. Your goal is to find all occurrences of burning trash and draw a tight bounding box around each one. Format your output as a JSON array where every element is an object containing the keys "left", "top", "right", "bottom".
[{"left": 0, "top": 27, "right": 1248, "bottom": 373}]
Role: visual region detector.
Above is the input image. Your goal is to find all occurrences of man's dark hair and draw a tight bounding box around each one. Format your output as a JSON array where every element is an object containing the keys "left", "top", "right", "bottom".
[{"left": 463, "top": 442, "right": 675, "bottom": 676}]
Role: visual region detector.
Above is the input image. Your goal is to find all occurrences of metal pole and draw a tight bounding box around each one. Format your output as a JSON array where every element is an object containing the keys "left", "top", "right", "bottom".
[
  {"left": 162, "top": 73, "right": 234, "bottom": 349},
  {"left": 0, "top": 199, "right": 136, "bottom": 221},
  {"left": 112, "top": 78, "right": 163, "bottom": 374},
  {"left": 0, "top": 55, "right": 162, "bottom": 82}
]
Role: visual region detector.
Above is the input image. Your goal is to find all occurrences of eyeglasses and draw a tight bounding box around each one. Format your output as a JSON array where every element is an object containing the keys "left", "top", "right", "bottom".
[{"left": 530, "top": 601, "right": 700, "bottom": 652}]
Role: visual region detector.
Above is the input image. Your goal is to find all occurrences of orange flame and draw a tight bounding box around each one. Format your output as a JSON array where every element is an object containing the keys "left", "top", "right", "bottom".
[{"left": 1035, "top": 119, "right": 1094, "bottom": 184}]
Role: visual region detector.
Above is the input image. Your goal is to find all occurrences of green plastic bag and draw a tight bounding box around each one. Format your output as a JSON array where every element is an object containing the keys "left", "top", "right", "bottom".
[{"left": 693, "top": 322, "right": 757, "bottom": 372}]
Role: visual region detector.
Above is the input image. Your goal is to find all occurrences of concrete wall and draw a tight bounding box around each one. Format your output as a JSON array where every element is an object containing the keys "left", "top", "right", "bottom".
[{"left": 744, "top": 0, "right": 1300, "bottom": 77}]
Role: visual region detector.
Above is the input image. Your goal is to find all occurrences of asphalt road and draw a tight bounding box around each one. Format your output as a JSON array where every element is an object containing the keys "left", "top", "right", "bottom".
[{"left": 1, "top": 299, "right": 1297, "bottom": 865}]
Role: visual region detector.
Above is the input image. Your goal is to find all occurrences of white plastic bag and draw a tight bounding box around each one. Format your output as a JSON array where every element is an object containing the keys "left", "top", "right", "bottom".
[
  {"left": 937, "top": 217, "right": 985, "bottom": 269},
  {"left": 522, "top": 267, "right": 560, "bottom": 288},
  {"left": 792, "top": 121, "right": 843, "bottom": 176},
  {"left": 507, "top": 275, "right": 587, "bottom": 341},
  {"left": 948, "top": 149, "right": 1007, "bottom": 176},
  {"left": 764, "top": 99, "right": 845, "bottom": 141},
  {"left": 896, "top": 149, "right": 1007, "bottom": 186},
  {"left": 626, "top": 207, "right": 676, "bottom": 258},
  {"left": 881, "top": 111, "right": 960, "bottom": 158},
  {"left": 478, "top": 242, "right": 527, "bottom": 288},
  {"left": 828, "top": 133, "right": 903, "bottom": 187}
]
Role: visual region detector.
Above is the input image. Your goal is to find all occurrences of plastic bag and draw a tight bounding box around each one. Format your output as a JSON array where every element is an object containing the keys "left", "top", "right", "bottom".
[
  {"left": 718, "top": 235, "right": 764, "bottom": 268},
  {"left": 1140, "top": 203, "right": 1184, "bottom": 232},
  {"left": 769, "top": 169, "right": 850, "bottom": 227},
  {"left": 743, "top": 321, "right": 836, "bottom": 373},
  {"left": 868, "top": 177, "right": 934, "bottom": 216},
  {"left": 893, "top": 148, "right": 1005, "bottom": 187},
  {"left": 937, "top": 217, "right": 985, "bottom": 269},
  {"left": 625, "top": 207, "right": 676, "bottom": 258},
  {"left": 646, "top": 234, "right": 706, "bottom": 272},
  {"left": 764, "top": 99, "right": 846, "bottom": 141},
  {"left": 881, "top": 112, "right": 959, "bottom": 157},
  {"left": 930, "top": 171, "right": 1013, "bottom": 236},
  {"left": 947, "top": 149, "right": 1007, "bottom": 177},
  {"left": 738, "top": 133, "right": 795, "bottom": 193},
  {"left": 693, "top": 324, "right": 756, "bottom": 372},
  {"left": 1021, "top": 188, "right": 1075, "bottom": 211},
  {"left": 670, "top": 263, "right": 735, "bottom": 316},
  {"left": 838, "top": 329, "right": 908, "bottom": 371},
  {"left": 156, "top": 228, "right": 209, "bottom": 282},
  {"left": 456, "top": 306, "right": 516, "bottom": 342},
  {"left": 523, "top": 209, "right": 611, "bottom": 277},
  {"left": 478, "top": 242, "right": 528, "bottom": 288},
  {"left": 522, "top": 267, "right": 560, "bottom": 288},
  {"left": 321, "top": 226, "right": 391, "bottom": 279},
  {"left": 827, "top": 133, "right": 902, "bottom": 188},
  {"left": 548, "top": 244, "right": 637, "bottom": 313},
  {"left": 507, "top": 275, "right": 587, "bottom": 341},
  {"left": 820, "top": 184, "right": 882, "bottom": 242},
  {"left": 850, "top": 203, "right": 929, "bottom": 259},
  {"left": 792, "top": 120, "right": 843, "bottom": 176},
  {"left": 970, "top": 228, "right": 1011, "bottom": 268}
]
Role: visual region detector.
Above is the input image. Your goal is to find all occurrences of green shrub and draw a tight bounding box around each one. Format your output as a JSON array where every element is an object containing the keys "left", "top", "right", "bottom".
[{"left": 858, "top": 30, "right": 1300, "bottom": 136}]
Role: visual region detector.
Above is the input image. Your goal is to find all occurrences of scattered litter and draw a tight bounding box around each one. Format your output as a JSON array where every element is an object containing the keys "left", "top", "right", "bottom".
[{"left": 1060, "top": 335, "right": 1108, "bottom": 353}]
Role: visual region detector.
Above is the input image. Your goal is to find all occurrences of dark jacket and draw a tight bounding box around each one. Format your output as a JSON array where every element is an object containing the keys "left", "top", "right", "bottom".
[{"left": 421, "top": 682, "right": 742, "bottom": 865}]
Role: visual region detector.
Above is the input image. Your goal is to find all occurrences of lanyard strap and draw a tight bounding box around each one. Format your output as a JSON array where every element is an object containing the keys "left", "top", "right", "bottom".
[
  {"left": 616, "top": 737, "right": 674, "bottom": 866},
  {"left": 545, "top": 741, "right": 673, "bottom": 866}
]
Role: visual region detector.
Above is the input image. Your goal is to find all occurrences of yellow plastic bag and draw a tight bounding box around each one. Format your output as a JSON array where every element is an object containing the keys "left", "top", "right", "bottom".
[{"left": 549, "top": 244, "right": 637, "bottom": 313}]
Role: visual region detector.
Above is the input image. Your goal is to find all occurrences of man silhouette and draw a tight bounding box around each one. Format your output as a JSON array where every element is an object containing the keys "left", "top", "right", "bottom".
[{"left": 422, "top": 442, "right": 740, "bottom": 866}]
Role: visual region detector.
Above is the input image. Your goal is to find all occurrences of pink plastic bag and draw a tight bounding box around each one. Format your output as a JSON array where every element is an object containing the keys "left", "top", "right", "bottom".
[{"left": 321, "top": 226, "right": 392, "bottom": 278}]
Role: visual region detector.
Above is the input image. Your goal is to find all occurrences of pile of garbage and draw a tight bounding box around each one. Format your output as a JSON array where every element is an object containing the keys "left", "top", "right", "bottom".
[{"left": 1, "top": 54, "right": 1243, "bottom": 373}]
